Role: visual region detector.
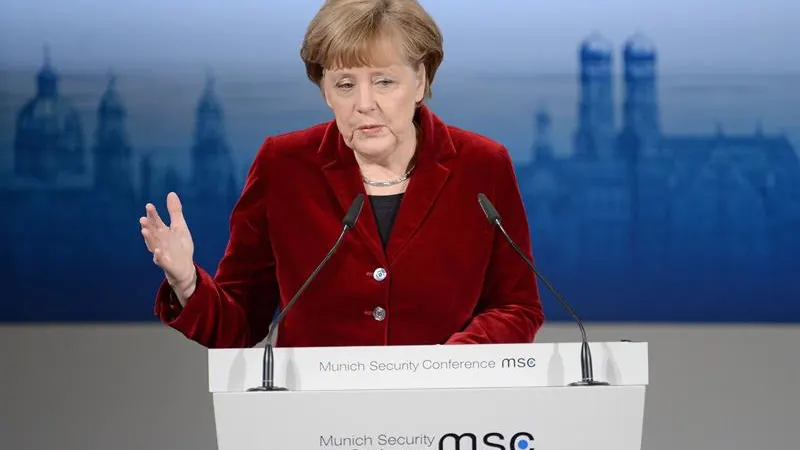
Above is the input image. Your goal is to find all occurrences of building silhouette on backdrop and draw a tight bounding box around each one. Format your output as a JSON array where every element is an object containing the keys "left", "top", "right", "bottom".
[
  {"left": 1, "top": 34, "right": 799, "bottom": 321},
  {"left": 517, "top": 33, "right": 800, "bottom": 318},
  {"left": 0, "top": 47, "right": 240, "bottom": 320}
]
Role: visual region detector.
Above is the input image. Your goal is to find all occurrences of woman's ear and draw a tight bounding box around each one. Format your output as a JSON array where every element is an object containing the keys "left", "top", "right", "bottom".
[{"left": 415, "top": 63, "right": 427, "bottom": 104}]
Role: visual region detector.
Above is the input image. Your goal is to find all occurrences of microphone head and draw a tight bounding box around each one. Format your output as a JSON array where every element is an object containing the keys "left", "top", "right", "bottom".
[
  {"left": 342, "top": 193, "right": 365, "bottom": 229},
  {"left": 477, "top": 193, "right": 501, "bottom": 224}
]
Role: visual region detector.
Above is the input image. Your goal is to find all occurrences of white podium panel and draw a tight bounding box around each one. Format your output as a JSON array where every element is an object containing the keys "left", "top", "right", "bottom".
[
  {"left": 213, "top": 386, "right": 645, "bottom": 450},
  {"left": 207, "top": 342, "right": 649, "bottom": 450}
]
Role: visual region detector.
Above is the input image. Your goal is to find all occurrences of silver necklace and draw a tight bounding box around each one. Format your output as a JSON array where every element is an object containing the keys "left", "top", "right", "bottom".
[{"left": 361, "top": 164, "right": 415, "bottom": 187}]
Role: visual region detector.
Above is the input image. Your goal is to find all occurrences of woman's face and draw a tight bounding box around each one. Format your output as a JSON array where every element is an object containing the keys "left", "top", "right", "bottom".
[{"left": 322, "top": 39, "right": 426, "bottom": 160}]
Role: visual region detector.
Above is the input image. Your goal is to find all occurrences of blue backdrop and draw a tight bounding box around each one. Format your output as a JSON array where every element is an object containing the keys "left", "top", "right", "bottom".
[{"left": 1, "top": 0, "right": 798, "bottom": 323}]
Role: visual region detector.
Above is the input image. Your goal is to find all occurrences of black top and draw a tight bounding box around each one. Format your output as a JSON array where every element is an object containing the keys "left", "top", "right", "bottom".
[{"left": 368, "top": 193, "right": 404, "bottom": 249}]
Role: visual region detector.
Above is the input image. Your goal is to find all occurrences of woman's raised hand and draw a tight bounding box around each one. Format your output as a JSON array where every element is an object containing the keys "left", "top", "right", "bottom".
[{"left": 140, "top": 192, "right": 197, "bottom": 300}]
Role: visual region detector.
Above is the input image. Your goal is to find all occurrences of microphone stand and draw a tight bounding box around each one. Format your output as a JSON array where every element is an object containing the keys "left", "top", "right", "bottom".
[
  {"left": 478, "top": 193, "right": 609, "bottom": 386},
  {"left": 248, "top": 194, "right": 365, "bottom": 392}
]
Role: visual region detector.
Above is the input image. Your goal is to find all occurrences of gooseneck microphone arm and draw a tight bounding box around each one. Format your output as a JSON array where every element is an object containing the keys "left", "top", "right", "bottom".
[
  {"left": 477, "top": 193, "right": 608, "bottom": 387},
  {"left": 248, "top": 194, "right": 365, "bottom": 392}
]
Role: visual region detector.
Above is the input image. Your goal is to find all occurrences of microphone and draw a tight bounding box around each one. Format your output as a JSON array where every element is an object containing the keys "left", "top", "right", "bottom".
[
  {"left": 477, "top": 193, "right": 609, "bottom": 387},
  {"left": 248, "top": 193, "right": 366, "bottom": 392}
]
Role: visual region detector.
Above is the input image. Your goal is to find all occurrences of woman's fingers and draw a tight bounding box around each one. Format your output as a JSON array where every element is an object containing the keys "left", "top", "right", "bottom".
[
  {"left": 145, "top": 203, "right": 166, "bottom": 228},
  {"left": 139, "top": 216, "right": 153, "bottom": 230},
  {"left": 166, "top": 192, "right": 186, "bottom": 229},
  {"left": 141, "top": 227, "right": 158, "bottom": 252}
]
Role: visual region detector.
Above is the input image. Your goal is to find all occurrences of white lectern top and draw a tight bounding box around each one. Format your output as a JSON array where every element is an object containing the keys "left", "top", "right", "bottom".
[{"left": 208, "top": 340, "right": 648, "bottom": 392}]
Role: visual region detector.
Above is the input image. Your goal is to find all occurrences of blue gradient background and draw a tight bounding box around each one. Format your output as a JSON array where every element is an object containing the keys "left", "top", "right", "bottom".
[{"left": 1, "top": 0, "right": 798, "bottom": 323}]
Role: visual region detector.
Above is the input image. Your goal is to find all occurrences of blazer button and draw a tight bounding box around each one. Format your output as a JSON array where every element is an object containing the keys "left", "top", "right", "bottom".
[
  {"left": 372, "top": 306, "right": 386, "bottom": 321},
  {"left": 372, "top": 267, "right": 387, "bottom": 281}
]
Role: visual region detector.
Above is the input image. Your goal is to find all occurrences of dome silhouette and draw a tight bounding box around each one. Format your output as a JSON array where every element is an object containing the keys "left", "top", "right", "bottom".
[
  {"left": 14, "top": 45, "right": 86, "bottom": 181},
  {"left": 624, "top": 32, "right": 656, "bottom": 59},
  {"left": 98, "top": 71, "right": 126, "bottom": 118},
  {"left": 580, "top": 32, "right": 613, "bottom": 61},
  {"left": 197, "top": 70, "right": 222, "bottom": 118}
]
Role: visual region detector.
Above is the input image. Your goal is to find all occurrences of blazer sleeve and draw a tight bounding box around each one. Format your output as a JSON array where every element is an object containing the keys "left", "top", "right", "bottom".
[
  {"left": 153, "top": 138, "right": 280, "bottom": 348},
  {"left": 445, "top": 146, "right": 545, "bottom": 344}
]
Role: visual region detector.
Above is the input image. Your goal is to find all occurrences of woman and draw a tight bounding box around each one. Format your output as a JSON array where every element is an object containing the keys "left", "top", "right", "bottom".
[{"left": 139, "top": 0, "right": 545, "bottom": 348}]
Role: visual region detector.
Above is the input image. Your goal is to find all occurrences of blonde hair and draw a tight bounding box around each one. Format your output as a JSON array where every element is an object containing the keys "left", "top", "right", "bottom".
[{"left": 300, "top": 0, "right": 444, "bottom": 100}]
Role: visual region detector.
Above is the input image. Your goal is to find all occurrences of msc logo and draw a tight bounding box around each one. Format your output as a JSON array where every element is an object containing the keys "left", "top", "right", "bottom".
[
  {"left": 438, "top": 432, "right": 534, "bottom": 449},
  {"left": 501, "top": 357, "right": 536, "bottom": 369}
]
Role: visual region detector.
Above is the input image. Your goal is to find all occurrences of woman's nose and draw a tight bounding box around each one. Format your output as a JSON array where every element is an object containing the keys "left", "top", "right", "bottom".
[{"left": 355, "top": 85, "right": 377, "bottom": 112}]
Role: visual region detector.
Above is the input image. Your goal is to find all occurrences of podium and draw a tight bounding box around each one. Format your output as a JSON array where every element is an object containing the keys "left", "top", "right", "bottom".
[{"left": 207, "top": 341, "right": 649, "bottom": 449}]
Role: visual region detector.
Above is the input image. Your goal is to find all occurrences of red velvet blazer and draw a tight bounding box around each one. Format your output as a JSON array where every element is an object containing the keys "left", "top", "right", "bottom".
[{"left": 154, "top": 104, "right": 545, "bottom": 348}]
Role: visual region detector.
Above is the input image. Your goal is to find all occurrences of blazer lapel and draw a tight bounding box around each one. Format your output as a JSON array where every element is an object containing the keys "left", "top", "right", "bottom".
[
  {"left": 319, "top": 124, "right": 387, "bottom": 266},
  {"left": 384, "top": 157, "right": 450, "bottom": 262},
  {"left": 385, "top": 105, "right": 456, "bottom": 262}
]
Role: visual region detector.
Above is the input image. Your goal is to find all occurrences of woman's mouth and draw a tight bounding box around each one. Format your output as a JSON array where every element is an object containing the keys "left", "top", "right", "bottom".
[{"left": 357, "top": 125, "right": 384, "bottom": 134}]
